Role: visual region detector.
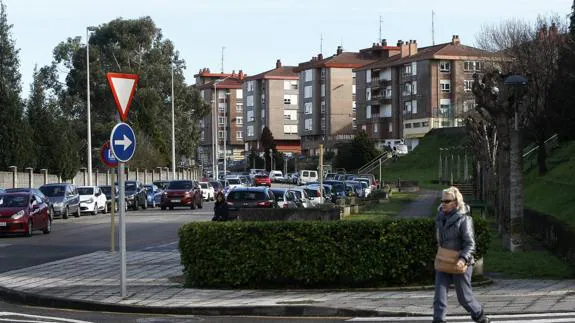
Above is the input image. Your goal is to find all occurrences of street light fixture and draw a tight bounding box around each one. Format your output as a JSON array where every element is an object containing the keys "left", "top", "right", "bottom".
[
  {"left": 504, "top": 74, "right": 529, "bottom": 131},
  {"left": 86, "top": 25, "right": 97, "bottom": 186}
]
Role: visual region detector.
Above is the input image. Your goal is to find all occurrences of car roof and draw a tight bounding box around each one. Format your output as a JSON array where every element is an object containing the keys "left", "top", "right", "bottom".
[{"left": 230, "top": 187, "right": 268, "bottom": 192}]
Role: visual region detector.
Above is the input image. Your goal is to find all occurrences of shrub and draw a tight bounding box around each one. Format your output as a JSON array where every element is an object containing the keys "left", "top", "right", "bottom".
[{"left": 178, "top": 216, "right": 489, "bottom": 288}]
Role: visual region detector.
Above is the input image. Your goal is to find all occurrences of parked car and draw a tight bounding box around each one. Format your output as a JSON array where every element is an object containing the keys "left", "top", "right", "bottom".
[
  {"left": 153, "top": 180, "right": 170, "bottom": 190},
  {"left": 269, "top": 188, "right": 298, "bottom": 208},
  {"left": 225, "top": 187, "right": 277, "bottom": 211},
  {"left": 160, "top": 180, "right": 202, "bottom": 210},
  {"left": 322, "top": 180, "right": 347, "bottom": 201},
  {"left": 253, "top": 174, "right": 271, "bottom": 187},
  {"left": 144, "top": 184, "right": 162, "bottom": 208},
  {"left": 298, "top": 170, "right": 318, "bottom": 185},
  {"left": 99, "top": 185, "right": 126, "bottom": 212},
  {"left": 39, "top": 183, "right": 81, "bottom": 219},
  {"left": 0, "top": 192, "right": 51, "bottom": 236},
  {"left": 269, "top": 170, "right": 284, "bottom": 183},
  {"left": 6, "top": 188, "right": 53, "bottom": 219},
  {"left": 210, "top": 181, "right": 223, "bottom": 194},
  {"left": 78, "top": 186, "right": 108, "bottom": 215},
  {"left": 0, "top": 188, "right": 5, "bottom": 194},
  {"left": 122, "top": 180, "right": 147, "bottom": 210},
  {"left": 287, "top": 187, "right": 312, "bottom": 208},
  {"left": 199, "top": 182, "right": 215, "bottom": 201}
]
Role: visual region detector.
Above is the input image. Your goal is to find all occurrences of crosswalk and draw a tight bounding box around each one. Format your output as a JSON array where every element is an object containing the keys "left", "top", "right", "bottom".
[{"left": 346, "top": 312, "right": 575, "bottom": 322}]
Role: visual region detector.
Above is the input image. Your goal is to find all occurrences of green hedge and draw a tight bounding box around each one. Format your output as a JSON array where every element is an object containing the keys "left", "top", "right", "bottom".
[{"left": 178, "top": 216, "right": 490, "bottom": 288}]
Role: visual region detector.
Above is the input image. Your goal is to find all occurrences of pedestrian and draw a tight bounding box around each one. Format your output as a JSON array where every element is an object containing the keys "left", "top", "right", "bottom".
[
  {"left": 433, "top": 186, "right": 490, "bottom": 323},
  {"left": 211, "top": 191, "right": 229, "bottom": 221}
]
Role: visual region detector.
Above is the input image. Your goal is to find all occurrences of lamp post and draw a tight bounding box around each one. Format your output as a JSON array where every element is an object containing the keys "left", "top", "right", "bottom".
[
  {"left": 504, "top": 74, "right": 529, "bottom": 131},
  {"left": 212, "top": 75, "right": 233, "bottom": 180},
  {"left": 223, "top": 92, "right": 230, "bottom": 176},
  {"left": 171, "top": 64, "right": 176, "bottom": 180},
  {"left": 86, "top": 26, "right": 97, "bottom": 185}
]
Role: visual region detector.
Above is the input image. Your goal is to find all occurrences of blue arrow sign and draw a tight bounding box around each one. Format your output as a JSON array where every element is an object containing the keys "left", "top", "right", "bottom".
[{"left": 110, "top": 123, "right": 136, "bottom": 162}]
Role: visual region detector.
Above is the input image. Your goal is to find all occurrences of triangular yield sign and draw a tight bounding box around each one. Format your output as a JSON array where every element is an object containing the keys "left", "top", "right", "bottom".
[{"left": 107, "top": 73, "right": 139, "bottom": 121}]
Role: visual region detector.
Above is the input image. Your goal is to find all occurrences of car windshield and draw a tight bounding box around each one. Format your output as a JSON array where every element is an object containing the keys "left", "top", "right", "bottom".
[
  {"left": 228, "top": 179, "right": 241, "bottom": 184},
  {"left": 227, "top": 191, "right": 267, "bottom": 201},
  {"left": 144, "top": 186, "right": 154, "bottom": 192},
  {"left": 168, "top": 181, "right": 193, "bottom": 189},
  {"left": 210, "top": 182, "right": 221, "bottom": 190},
  {"left": 0, "top": 195, "right": 28, "bottom": 208},
  {"left": 125, "top": 183, "right": 137, "bottom": 191},
  {"left": 291, "top": 190, "right": 302, "bottom": 199},
  {"left": 40, "top": 186, "right": 66, "bottom": 197},
  {"left": 199, "top": 183, "right": 208, "bottom": 189},
  {"left": 270, "top": 190, "right": 286, "bottom": 201},
  {"left": 77, "top": 187, "right": 94, "bottom": 195},
  {"left": 255, "top": 175, "right": 268, "bottom": 179}
]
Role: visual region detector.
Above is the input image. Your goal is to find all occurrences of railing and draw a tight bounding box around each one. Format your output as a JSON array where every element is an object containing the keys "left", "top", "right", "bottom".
[
  {"left": 357, "top": 152, "right": 390, "bottom": 174},
  {"left": 522, "top": 133, "right": 559, "bottom": 173}
]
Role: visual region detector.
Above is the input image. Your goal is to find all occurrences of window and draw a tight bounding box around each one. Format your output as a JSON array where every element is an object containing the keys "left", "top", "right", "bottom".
[
  {"left": 320, "top": 101, "right": 326, "bottom": 113},
  {"left": 284, "top": 94, "right": 298, "bottom": 105},
  {"left": 284, "top": 80, "right": 298, "bottom": 90},
  {"left": 352, "top": 118, "right": 357, "bottom": 129},
  {"left": 382, "top": 105, "right": 392, "bottom": 117},
  {"left": 413, "top": 122, "right": 421, "bottom": 128},
  {"left": 463, "top": 100, "right": 476, "bottom": 112},
  {"left": 439, "top": 61, "right": 451, "bottom": 72},
  {"left": 283, "top": 125, "right": 297, "bottom": 134},
  {"left": 321, "top": 117, "right": 326, "bottom": 130},
  {"left": 404, "top": 123, "right": 412, "bottom": 128},
  {"left": 247, "top": 81, "right": 254, "bottom": 92},
  {"left": 304, "top": 85, "right": 312, "bottom": 98},
  {"left": 218, "top": 103, "right": 225, "bottom": 112},
  {"left": 412, "top": 81, "right": 417, "bottom": 95},
  {"left": 236, "top": 102, "right": 243, "bottom": 113},
  {"left": 404, "top": 101, "right": 412, "bottom": 114},
  {"left": 200, "top": 131, "right": 205, "bottom": 140},
  {"left": 247, "top": 95, "right": 254, "bottom": 107},
  {"left": 236, "top": 117, "right": 243, "bottom": 125},
  {"left": 236, "top": 89, "right": 243, "bottom": 99},
  {"left": 366, "top": 105, "right": 372, "bottom": 119},
  {"left": 304, "top": 102, "right": 313, "bottom": 114},
  {"left": 366, "top": 70, "right": 372, "bottom": 83},
  {"left": 388, "top": 123, "right": 392, "bottom": 132},
  {"left": 304, "top": 118, "right": 313, "bottom": 131},
  {"left": 422, "top": 121, "right": 429, "bottom": 127},
  {"left": 411, "top": 100, "right": 418, "bottom": 114},
  {"left": 440, "top": 98, "right": 451, "bottom": 117},
  {"left": 247, "top": 110, "right": 254, "bottom": 122},
  {"left": 236, "top": 131, "right": 243, "bottom": 139},
  {"left": 464, "top": 80, "right": 474, "bottom": 92},
  {"left": 464, "top": 61, "right": 484, "bottom": 72},
  {"left": 385, "top": 86, "right": 392, "bottom": 98},
  {"left": 411, "top": 62, "right": 417, "bottom": 75},
  {"left": 218, "top": 117, "right": 225, "bottom": 125},
  {"left": 284, "top": 110, "right": 297, "bottom": 120},
  {"left": 374, "top": 123, "right": 379, "bottom": 133},
  {"left": 247, "top": 125, "right": 254, "bottom": 137},
  {"left": 261, "top": 109, "right": 265, "bottom": 119},
  {"left": 403, "top": 64, "right": 412, "bottom": 75},
  {"left": 321, "top": 84, "right": 326, "bottom": 97},
  {"left": 403, "top": 83, "right": 412, "bottom": 96},
  {"left": 440, "top": 80, "right": 451, "bottom": 93},
  {"left": 304, "top": 69, "right": 313, "bottom": 82},
  {"left": 218, "top": 131, "right": 224, "bottom": 139},
  {"left": 352, "top": 84, "right": 356, "bottom": 94},
  {"left": 366, "top": 88, "right": 371, "bottom": 101}
]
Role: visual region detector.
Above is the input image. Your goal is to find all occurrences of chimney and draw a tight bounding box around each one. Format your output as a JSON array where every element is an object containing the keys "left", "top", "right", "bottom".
[
  {"left": 206, "top": 68, "right": 211, "bottom": 73},
  {"left": 382, "top": 39, "right": 387, "bottom": 46},
  {"left": 276, "top": 59, "right": 282, "bottom": 68},
  {"left": 451, "top": 35, "right": 460, "bottom": 45},
  {"left": 409, "top": 40, "right": 418, "bottom": 56},
  {"left": 398, "top": 40, "right": 409, "bottom": 57},
  {"left": 232, "top": 70, "right": 236, "bottom": 76},
  {"left": 336, "top": 46, "right": 343, "bottom": 55},
  {"left": 238, "top": 70, "right": 244, "bottom": 80},
  {"left": 318, "top": 53, "right": 323, "bottom": 60}
]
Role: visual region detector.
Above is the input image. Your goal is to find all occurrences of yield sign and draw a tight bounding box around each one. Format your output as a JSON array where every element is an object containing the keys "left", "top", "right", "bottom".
[{"left": 107, "top": 73, "right": 139, "bottom": 121}]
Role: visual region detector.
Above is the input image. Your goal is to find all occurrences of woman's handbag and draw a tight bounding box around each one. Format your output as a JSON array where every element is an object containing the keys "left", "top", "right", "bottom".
[{"left": 434, "top": 247, "right": 467, "bottom": 274}]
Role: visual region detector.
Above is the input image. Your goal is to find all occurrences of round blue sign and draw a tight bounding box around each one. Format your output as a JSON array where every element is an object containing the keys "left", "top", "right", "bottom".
[
  {"left": 110, "top": 123, "right": 136, "bottom": 162},
  {"left": 100, "top": 141, "right": 118, "bottom": 168}
]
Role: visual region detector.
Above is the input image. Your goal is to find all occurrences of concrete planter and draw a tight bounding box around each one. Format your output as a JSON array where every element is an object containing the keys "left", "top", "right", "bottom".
[
  {"left": 341, "top": 206, "right": 351, "bottom": 217},
  {"left": 473, "top": 257, "right": 484, "bottom": 276},
  {"left": 351, "top": 205, "right": 359, "bottom": 214}
]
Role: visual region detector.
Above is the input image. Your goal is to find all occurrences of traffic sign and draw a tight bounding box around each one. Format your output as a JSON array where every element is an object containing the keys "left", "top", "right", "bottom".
[
  {"left": 110, "top": 123, "right": 136, "bottom": 162},
  {"left": 107, "top": 73, "right": 139, "bottom": 121},
  {"left": 100, "top": 141, "right": 118, "bottom": 168}
]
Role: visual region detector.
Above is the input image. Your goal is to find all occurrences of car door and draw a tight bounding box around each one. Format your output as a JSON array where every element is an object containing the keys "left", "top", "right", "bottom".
[
  {"left": 96, "top": 187, "right": 106, "bottom": 210},
  {"left": 30, "top": 194, "right": 45, "bottom": 229}
]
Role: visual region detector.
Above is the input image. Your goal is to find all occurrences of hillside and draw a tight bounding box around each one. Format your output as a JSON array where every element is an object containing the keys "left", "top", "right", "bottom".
[
  {"left": 380, "top": 127, "right": 469, "bottom": 187},
  {"left": 523, "top": 140, "right": 575, "bottom": 229}
]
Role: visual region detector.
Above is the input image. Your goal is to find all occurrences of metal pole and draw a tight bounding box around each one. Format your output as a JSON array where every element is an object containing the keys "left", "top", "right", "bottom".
[
  {"left": 110, "top": 169, "right": 116, "bottom": 252},
  {"left": 86, "top": 28, "right": 93, "bottom": 186},
  {"left": 171, "top": 65, "right": 176, "bottom": 179},
  {"left": 379, "top": 158, "right": 382, "bottom": 189},
  {"left": 118, "top": 163, "right": 127, "bottom": 298},
  {"left": 223, "top": 92, "right": 227, "bottom": 176},
  {"left": 319, "top": 144, "right": 324, "bottom": 203},
  {"left": 213, "top": 84, "right": 218, "bottom": 180}
]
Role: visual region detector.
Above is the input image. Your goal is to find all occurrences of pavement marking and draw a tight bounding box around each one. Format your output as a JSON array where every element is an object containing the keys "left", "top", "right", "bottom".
[
  {"left": 0, "top": 312, "right": 93, "bottom": 323},
  {"left": 140, "top": 241, "right": 178, "bottom": 251},
  {"left": 347, "top": 312, "right": 575, "bottom": 322},
  {"left": 0, "top": 244, "right": 11, "bottom": 248}
]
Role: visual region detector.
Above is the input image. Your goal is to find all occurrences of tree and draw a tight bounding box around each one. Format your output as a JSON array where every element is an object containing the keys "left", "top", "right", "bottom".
[
  {"left": 260, "top": 126, "right": 277, "bottom": 171},
  {"left": 0, "top": 1, "right": 32, "bottom": 169},
  {"left": 333, "top": 130, "right": 379, "bottom": 171}
]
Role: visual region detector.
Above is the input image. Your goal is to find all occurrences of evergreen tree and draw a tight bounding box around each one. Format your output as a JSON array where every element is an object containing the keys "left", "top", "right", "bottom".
[
  {"left": 0, "top": 1, "right": 31, "bottom": 169},
  {"left": 260, "top": 127, "right": 277, "bottom": 171},
  {"left": 333, "top": 130, "right": 379, "bottom": 171}
]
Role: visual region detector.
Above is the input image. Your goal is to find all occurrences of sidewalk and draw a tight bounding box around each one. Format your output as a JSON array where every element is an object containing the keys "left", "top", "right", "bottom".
[
  {"left": 396, "top": 189, "right": 442, "bottom": 219},
  {"left": 0, "top": 251, "right": 574, "bottom": 317}
]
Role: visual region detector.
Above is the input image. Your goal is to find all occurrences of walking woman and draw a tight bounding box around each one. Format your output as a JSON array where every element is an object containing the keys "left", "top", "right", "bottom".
[
  {"left": 212, "top": 191, "right": 230, "bottom": 221},
  {"left": 433, "top": 186, "right": 490, "bottom": 323}
]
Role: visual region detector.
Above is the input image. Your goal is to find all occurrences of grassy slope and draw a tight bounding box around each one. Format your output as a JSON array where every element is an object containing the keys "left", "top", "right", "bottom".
[{"left": 523, "top": 141, "right": 575, "bottom": 229}]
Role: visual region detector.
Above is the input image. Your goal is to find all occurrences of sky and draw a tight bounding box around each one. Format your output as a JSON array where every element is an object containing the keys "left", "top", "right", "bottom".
[{"left": 4, "top": 0, "right": 573, "bottom": 98}]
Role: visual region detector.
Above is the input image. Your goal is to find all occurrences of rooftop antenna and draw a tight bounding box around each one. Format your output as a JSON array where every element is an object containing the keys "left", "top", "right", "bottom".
[
  {"left": 320, "top": 33, "right": 323, "bottom": 54},
  {"left": 432, "top": 10, "right": 436, "bottom": 45},
  {"left": 221, "top": 46, "right": 225, "bottom": 73},
  {"left": 379, "top": 15, "right": 383, "bottom": 43}
]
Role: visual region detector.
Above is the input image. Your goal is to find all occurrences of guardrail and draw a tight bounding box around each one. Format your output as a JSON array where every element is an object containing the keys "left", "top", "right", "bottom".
[
  {"left": 522, "top": 133, "right": 559, "bottom": 173},
  {"left": 357, "top": 152, "right": 391, "bottom": 175}
]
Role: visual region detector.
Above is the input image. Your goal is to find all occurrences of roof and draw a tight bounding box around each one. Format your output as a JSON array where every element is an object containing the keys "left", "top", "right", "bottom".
[
  {"left": 356, "top": 42, "right": 496, "bottom": 71},
  {"left": 196, "top": 78, "right": 244, "bottom": 90},
  {"left": 294, "top": 52, "right": 377, "bottom": 72},
  {"left": 244, "top": 66, "right": 298, "bottom": 81}
]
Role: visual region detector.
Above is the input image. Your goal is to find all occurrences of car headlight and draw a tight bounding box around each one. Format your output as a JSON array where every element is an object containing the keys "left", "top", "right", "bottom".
[
  {"left": 126, "top": 195, "right": 135, "bottom": 200},
  {"left": 53, "top": 202, "right": 63, "bottom": 207},
  {"left": 86, "top": 198, "right": 94, "bottom": 203},
  {"left": 11, "top": 210, "right": 25, "bottom": 219}
]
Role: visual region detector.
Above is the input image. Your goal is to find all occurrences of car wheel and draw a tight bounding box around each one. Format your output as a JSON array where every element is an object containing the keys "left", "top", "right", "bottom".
[
  {"left": 152, "top": 200, "right": 156, "bottom": 208},
  {"left": 43, "top": 218, "right": 52, "bottom": 234},
  {"left": 161, "top": 206, "right": 166, "bottom": 210},
  {"left": 169, "top": 206, "right": 174, "bottom": 210},
  {"left": 75, "top": 206, "right": 81, "bottom": 218},
  {"left": 92, "top": 203, "right": 98, "bottom": 216},
  {"left": 63, "top": 207, "right": 69, "bottom": 220},
  {"left": 103, "top": 203, "right": 108, "bottom": 214},
  {"left": 25, "top": 219, "right": 33, "bottom": 237},
  {"left": 141, "top": 197, "right": 147, "bottom": 210}
]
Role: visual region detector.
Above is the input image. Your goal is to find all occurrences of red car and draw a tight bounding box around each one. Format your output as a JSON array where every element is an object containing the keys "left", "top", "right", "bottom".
[
  {"left": 0, "top": 192, "right": 51, "bottom": 237},
  {"left": 253, "top": 174, "right": 271, "bottom": 187},
  {"left": 160, "top": 180, "right": 203, "bottom": 210}
]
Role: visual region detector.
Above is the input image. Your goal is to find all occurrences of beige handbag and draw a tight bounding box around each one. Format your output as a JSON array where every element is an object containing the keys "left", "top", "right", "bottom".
[{"left": 434, "top": 247, "right": 467, "bottom": 274}]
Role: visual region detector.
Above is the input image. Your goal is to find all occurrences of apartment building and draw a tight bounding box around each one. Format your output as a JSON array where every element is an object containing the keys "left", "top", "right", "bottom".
[
  {"left": 243, "top": 60, "right": 301, "bottom": 155},
  {"left": 195, "top": 68, "right": 246, "bottom": 167},
  {"left": 294, "top": 45, "right": 392, "bottom": 156},
  {"left": 354, "top": 36, "right": 494, "bottom": 151}
]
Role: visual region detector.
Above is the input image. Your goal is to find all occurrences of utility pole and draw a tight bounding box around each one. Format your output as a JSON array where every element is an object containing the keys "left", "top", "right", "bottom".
[
  {"left": 432, "top": 10, "right": 436, "bottom": 45},
  {"left": 221, "top": 46, "right": 225, "bottom": 74},
  {"left": 379, "top": 15, "right": 383, "bottom": 42},
  {"left": 320, "top": 33, "right": 323, "bottom": 54}
]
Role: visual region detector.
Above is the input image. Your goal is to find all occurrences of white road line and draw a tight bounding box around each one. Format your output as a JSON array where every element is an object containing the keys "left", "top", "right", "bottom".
[
  {"left": 347, "top": 312, "right": 575, "bottom": 322},
  {"left": 0, "top": 244, "right": 11, "bottom": 248},
  {"left": 0, "top": 312, "right": 92, "bottom": 323}
]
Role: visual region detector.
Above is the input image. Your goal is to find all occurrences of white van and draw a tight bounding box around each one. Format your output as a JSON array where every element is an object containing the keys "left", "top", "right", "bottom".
[
  {"left": 298, "top": 170, "right": 318, "bottom": 185},
  {"left": 269, "top": 170, "right": 284, "bottom": 182}
]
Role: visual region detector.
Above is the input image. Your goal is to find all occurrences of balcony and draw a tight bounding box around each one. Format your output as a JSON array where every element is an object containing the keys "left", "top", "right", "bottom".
[
  {"left": 370, "top": 96, "right": 381, "bottom": 105},
  {"left": 380, "top": 95, "right": 392, "bottom": 104},
  {"left": 379, "top": 78, "right": 392, "bottom": 85}
]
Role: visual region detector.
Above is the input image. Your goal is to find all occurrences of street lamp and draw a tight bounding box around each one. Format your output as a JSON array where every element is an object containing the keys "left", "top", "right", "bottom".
[
  {"left": 86, "top": 25, "right": 97, "bottom": 186},
  {"left": 171, "top": 64, "right": 176, "bottom": 180},
  {"left": 223, "top": 92, "right": 231, "bottom": 176},
  {"left": 504, "top": 74, "right": 529, "bottom": 131},
  {"left": 212, "top": 75, "right": 233, "bottom": 180}
]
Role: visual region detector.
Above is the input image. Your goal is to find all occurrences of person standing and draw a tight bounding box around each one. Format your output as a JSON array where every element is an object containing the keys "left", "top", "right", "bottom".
[
  {"left": 433, "top": 186, "right": 490, "bottom": 323},
  {"left": 212, "top": 191, "right": 230, "bottom": 221}
]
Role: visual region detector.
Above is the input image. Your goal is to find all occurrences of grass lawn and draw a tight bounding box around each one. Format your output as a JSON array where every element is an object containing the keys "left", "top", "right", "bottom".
[{"left": 343, "top": 192, "right": 417, "bottom": 221}]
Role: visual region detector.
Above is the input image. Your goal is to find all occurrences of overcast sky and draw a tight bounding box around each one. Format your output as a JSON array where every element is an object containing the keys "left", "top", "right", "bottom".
[{"left": 4, "top": 0, "right": 572, "bottom": 97}]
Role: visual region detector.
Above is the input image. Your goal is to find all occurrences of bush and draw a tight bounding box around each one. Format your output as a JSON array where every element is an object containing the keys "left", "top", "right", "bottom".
[{"left": 178, "top": 216, "right": 490, "bottom": 288}]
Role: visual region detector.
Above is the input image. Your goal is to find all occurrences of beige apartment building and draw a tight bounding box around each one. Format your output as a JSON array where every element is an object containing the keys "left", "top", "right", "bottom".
[
  {"left": 243, "top": 60, "right": 301, "bottom": 155},
  {"left": 354, "top": 36, "right": 494, "bottom": 151},
  {"left": 294, "top": 45, "right": 393, "bottom": 156},
  {"left": 195, "top": 68, "right": 246, "bottom": 167}
]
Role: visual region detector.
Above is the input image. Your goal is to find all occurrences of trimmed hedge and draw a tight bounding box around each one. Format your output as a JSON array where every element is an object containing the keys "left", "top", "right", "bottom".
[{"left": 178, "top": 216, "right": 490, "bottom": 288}]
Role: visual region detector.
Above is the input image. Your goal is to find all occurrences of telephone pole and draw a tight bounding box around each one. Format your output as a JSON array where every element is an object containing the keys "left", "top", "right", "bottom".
[{"left": 432, "top": 10, "right": 436, "bottom": 45}]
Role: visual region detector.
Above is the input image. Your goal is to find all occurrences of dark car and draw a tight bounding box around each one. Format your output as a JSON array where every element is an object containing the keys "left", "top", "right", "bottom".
[
  {"left": 0, "top": 192, "right": 51, "bottom": 236},
  {"left": 160, "top": 180, "right": 202, "bottom": 210},
  {"left": 98, "top": 185, "right": 127, "bottom": 212},
  {"left": 153, "top": 180, "right": 170, "bottom": 190},
  {"left": 144, "top": 184, "right": 162, "bottom": 208},
  {"left": 118, "top": 180, "right": 147, "bottom": 210},
  {"left": 225, "top": 187, "right": 277, "bottom": 211},
  {"left": 39, "top": 183, "right": 81, "bottom": 219}
]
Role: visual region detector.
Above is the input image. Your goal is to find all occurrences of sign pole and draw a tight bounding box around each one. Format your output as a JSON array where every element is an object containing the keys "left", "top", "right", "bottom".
[
  {"left": 118, "top": 162, "right": 127, "bottom": 298},
  {"left": 110, "top": 169, "right": 116, "bottom": 252}
]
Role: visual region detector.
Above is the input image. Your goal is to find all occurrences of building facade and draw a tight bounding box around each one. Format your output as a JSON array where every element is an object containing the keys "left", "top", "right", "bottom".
[
  {"left": 195, "top": 68, "right": 246, "bottom": 167},
  {"left": 354, "top": 36, "right": 493, "bottom": 151},
  {"left": 243, "top": 60, "right": 301, "bottom": 155}
]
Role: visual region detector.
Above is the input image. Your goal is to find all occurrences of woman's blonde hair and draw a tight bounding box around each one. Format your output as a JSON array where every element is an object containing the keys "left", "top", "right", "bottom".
[{"left": 442, "top": 186, "right": 466, "bottom": 212}]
